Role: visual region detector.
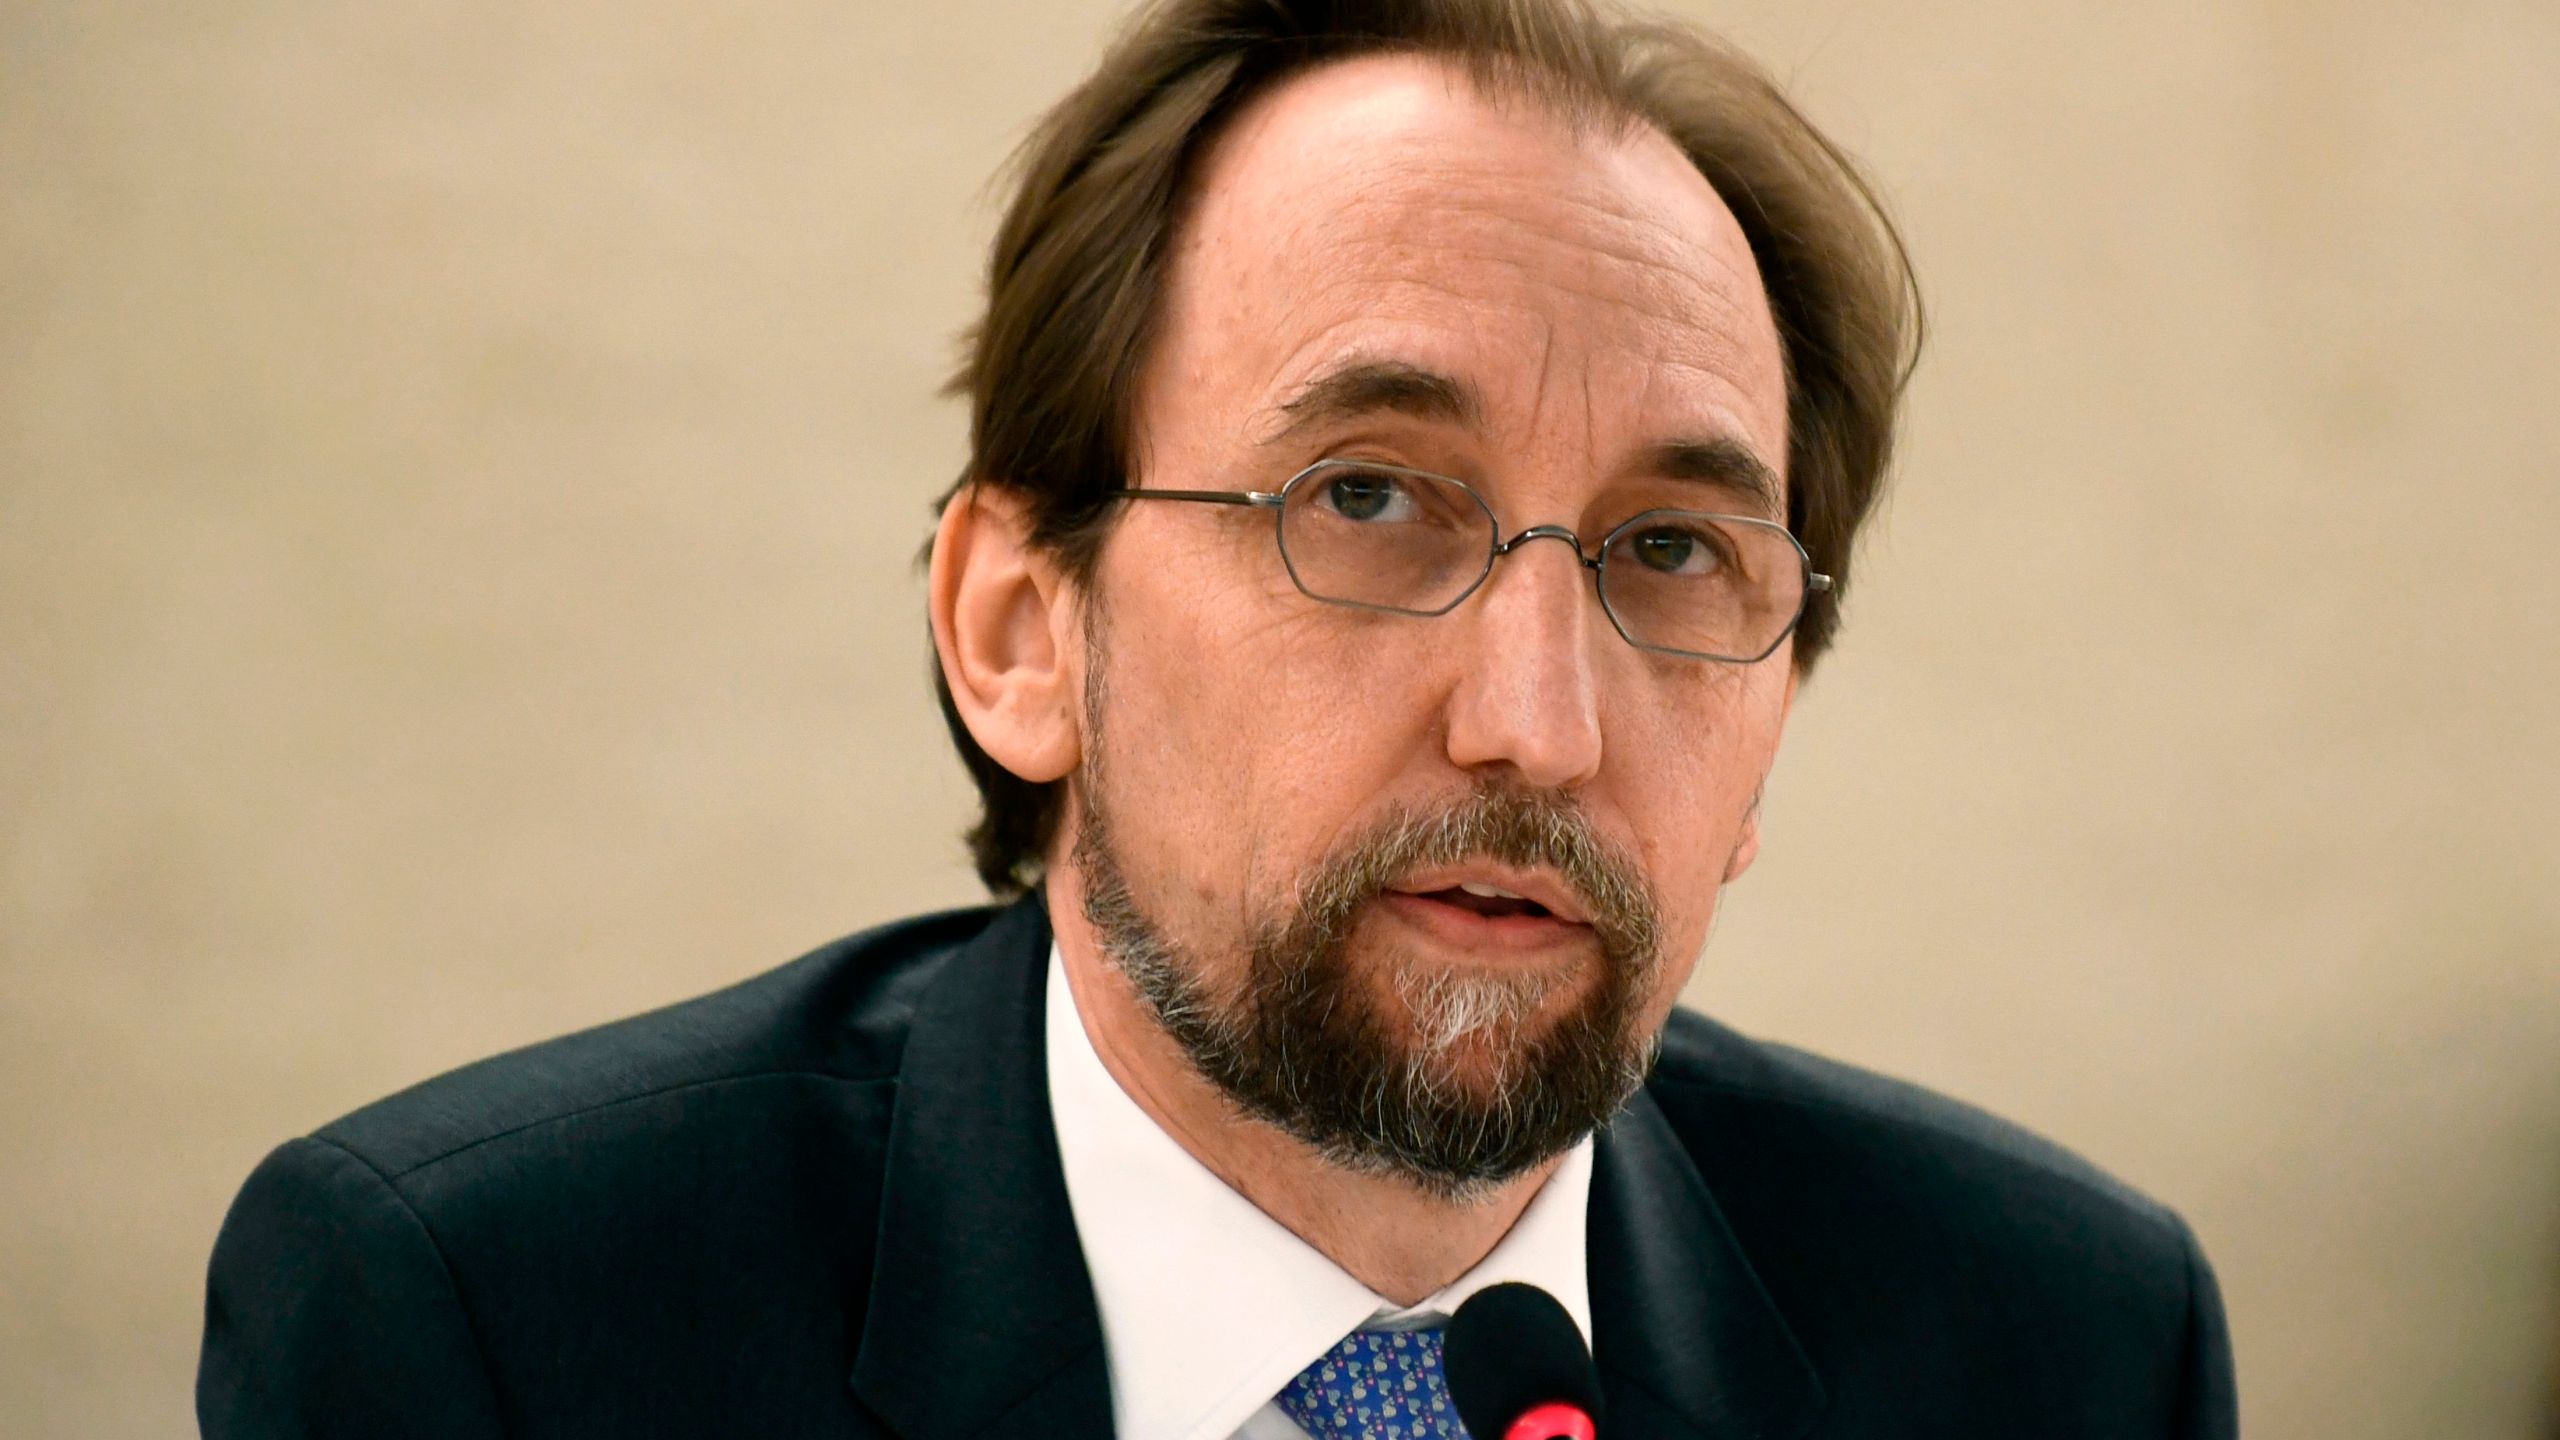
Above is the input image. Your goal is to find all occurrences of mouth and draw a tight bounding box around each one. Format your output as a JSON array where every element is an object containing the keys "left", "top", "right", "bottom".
[
  {"left": 1380, "top": 868, "right": 1594, "bottom": 950},
  {"left": 1406, "top": 882, "right": 1555, "bottom": 920}
]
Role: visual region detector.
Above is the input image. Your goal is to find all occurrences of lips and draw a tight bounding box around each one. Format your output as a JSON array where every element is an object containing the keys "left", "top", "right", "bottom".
[
  {"left": 1382, "top": 860, "right": 1597, "bottom": 953},
  {"left": 1385, "top": 866, "right": 1592, "bottom": 928},
  {"left": 1423, "top": 882, "right": 1550, "bottom": 919}
]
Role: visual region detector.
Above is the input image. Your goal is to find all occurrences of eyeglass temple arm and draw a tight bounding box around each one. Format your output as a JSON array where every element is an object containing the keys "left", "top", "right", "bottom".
[
  {"left": 1104, "top": 487, "right": 1283, "bottom": 508},
  {"left": 1808, "top": 572, "right": 1833, "bottom": 592}
]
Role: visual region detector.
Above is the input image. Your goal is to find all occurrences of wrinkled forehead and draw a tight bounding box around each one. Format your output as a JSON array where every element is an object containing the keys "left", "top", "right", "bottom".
[{"left": 1149, "top": 51, "right": 1788, "bottom": 467}]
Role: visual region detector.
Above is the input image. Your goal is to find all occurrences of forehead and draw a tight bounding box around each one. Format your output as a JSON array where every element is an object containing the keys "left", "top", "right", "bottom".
[{"left": 1145, "top": 52, "right": 1787, "bottom": 475}]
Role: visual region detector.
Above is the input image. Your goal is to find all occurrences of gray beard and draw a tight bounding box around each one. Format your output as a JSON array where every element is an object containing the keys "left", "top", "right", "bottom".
[{"left": 1072, "top": 776, "right": 1664, "bottom": 1203}]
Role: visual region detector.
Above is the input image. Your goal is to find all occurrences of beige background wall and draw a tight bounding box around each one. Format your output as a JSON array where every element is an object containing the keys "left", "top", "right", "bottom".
[{"left": 5, "top": 1, "right": 2556, "bottom": 1435}]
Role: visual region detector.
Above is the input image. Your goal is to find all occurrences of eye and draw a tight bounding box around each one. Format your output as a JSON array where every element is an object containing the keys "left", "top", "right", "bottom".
[
  {"left": 1317, "top": 469, "right": 1422, "bottom": 523},
  {"left": 1623, "top": 521, "right": 1731, "bottom": 576}
]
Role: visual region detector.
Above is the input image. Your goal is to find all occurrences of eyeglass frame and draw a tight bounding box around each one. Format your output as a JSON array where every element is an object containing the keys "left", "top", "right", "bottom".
[{"left": 1104, "top": 457, "right": 1832, "bottom": 665}]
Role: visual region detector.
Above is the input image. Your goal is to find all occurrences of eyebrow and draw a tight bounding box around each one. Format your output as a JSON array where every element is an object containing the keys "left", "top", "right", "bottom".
[
  {"left": 1266, "top": 360, "right": 1481, "bottom": 445},
  {"left": 1641, "top": 437, "right": 1785, "bottom": 518},
  {"left": 1264, "top": 357, "right": 1784, "bottom": 517}
]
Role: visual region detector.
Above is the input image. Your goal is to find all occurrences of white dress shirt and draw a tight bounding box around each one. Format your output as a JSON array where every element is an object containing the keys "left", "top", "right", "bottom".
[{"left": 1044, "top": 947, "right": 1595, "bottom": 1440}]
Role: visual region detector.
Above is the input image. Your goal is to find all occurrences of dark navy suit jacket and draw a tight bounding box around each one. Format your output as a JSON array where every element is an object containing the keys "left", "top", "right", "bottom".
[{"left": 200, "top": 894, "right": 2237, "bottom": 1438}]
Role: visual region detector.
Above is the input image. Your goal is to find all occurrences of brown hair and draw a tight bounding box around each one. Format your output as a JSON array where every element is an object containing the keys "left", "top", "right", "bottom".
[{"left": 932, "top": 0, "right": 1922, "bottom": 895}]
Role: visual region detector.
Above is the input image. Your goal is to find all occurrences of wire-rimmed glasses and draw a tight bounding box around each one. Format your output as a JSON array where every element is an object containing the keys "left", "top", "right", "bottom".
[{"left": 1106, "top": 458, "right": 1829, "bottom": 664}]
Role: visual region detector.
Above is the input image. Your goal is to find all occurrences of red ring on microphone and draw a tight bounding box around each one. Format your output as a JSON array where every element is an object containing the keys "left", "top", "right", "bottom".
[{"left": 1502, "top": 1401, "right": 1597, "bottom": 1440}]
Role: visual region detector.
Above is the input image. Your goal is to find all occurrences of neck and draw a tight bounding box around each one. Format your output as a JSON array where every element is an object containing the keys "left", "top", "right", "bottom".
[{"left": 1044, "top": 880, "right": 1556, "bottom": 1306}]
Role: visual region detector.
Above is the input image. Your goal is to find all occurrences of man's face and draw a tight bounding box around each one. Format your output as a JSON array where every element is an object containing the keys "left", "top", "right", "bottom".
[{"left": 1063, "top": 54, "right": 1795, "bottom": 1190}]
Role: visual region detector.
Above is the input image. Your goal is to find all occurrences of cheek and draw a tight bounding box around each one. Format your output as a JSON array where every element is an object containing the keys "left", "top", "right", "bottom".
[
  {"left": 1602, "top": 664, "right": 1789, "bottom": 943},
  {"left": 1245, "top": 632, "right": 1447, "bottom": 855},
  {"left": 1089, "top": 546, "right": 1444, "bottom": 902}
]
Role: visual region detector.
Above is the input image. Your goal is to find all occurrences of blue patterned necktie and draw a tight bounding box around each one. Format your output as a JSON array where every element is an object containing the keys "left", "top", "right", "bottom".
[{"left": 1276, "top": 1327, "right": 1471, "bottom": 1440}]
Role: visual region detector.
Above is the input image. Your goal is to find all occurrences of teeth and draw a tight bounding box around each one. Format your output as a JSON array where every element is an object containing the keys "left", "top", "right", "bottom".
[{"left": 1457, "top": 881, "right": 1526, "bottom": 900}]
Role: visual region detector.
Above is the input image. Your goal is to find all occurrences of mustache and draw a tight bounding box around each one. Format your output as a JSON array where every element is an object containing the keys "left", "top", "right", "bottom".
[{"left": 1288, "top": 782, "right": 1661, "bottom": 967}]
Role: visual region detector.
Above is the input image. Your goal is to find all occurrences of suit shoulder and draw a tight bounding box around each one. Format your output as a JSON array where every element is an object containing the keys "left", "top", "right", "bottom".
[
  {"left": 1646, "top": 1008, "right": 2183, "bottom": 1249},
  {"left": 313, "top": 904, "right": 998, "bottom": 1179},
  {"left": 1637, "top": 1013, "right": 2227, "bottom": 1427},
  {"left": 1632, "top": 1022, "right": 2228, "bottom": 1429}
]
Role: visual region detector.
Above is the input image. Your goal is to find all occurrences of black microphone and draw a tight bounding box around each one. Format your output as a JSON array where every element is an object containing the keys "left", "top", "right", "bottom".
[{"left": 1443, "top": 1282, "right": 1604, "bottom": 1440}]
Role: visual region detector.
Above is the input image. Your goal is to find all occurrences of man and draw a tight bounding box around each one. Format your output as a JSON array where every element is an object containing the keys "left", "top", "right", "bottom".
[{"left": 201, "top": 1, "right": 2238, "bottom": 1436}]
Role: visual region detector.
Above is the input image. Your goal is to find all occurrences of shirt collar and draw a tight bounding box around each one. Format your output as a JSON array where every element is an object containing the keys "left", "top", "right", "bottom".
[{"left": 1045, "top": 945, "right": 1594, "bottom": 1440}]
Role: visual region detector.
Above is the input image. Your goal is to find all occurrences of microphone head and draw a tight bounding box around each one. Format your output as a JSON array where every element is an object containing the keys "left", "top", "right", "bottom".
[{"left": 1443, "top": 1282, "right": 1603, "bottom": 1439}]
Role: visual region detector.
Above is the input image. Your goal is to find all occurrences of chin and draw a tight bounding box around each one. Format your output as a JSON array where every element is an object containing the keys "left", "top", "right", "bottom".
[
  {"left": 1377, "top": 955, "right": 1585, "bottom": 1075},
  {"left": 1401, "top": 1029, "right": 1552, "bottom": 1101}
]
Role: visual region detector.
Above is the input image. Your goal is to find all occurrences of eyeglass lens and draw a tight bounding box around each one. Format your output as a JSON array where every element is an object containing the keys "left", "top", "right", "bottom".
[{"left": 1274, "top": 461, "right": 1808, "bottom": 661}]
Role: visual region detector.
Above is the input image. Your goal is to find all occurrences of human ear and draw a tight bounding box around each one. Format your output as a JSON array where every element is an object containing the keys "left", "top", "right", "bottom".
[
  {"left": 1722, "top": 786, "right": 1766, "bottom": 883},
  {"left": 927, "top": 484, "right": 1081, "bottom": 784},
  {"left": 1720, "top": 665, "right": 1801, "bottom": 884}
]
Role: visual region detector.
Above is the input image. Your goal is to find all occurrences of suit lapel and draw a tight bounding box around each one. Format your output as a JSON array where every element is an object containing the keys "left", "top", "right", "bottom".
[
  {"left": 1590, "top": 1089, "right": 1826, "bottom": 1440},
  {"left": 850, "top": 895, "right": 1114, "bottom": 1440}
]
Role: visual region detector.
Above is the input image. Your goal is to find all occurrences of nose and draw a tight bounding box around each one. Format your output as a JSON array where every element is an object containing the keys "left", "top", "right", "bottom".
[{"left": 1440, "top": 527, "right": 1606, "bottom": 790}]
